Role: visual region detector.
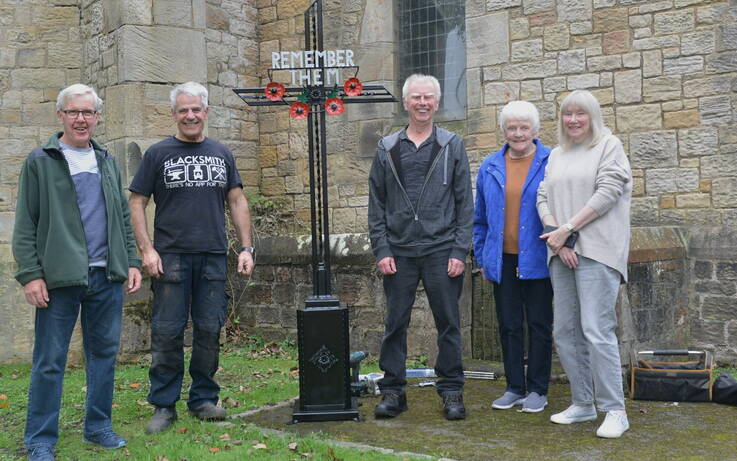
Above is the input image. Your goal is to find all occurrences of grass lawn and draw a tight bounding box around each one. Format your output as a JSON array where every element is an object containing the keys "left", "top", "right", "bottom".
[{"left": 0, "top": 339, "right": 404, "bottom": 461}]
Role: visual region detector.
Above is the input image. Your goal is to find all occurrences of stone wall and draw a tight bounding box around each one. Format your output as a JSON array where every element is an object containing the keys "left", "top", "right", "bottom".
[
  {"left": 233, "top": 234, "right": 474, "bottom": 364},
  {"left": 2, "top": 0, "right": 736, "bottom": 364},
  {"left": 0, "top": 0, "right": 84, "bottom": 362},
  {"left": 251, "top": 0, "right": 737, "bottom": 364},
  {"left": 0, "top": 0, "right": 259, "bottom": 362},
  {"left": 688, "top": 228, "right": 737, "bottom": 362}
]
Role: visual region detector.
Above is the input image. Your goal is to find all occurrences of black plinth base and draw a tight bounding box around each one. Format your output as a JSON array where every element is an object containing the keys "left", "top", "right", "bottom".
[
  {"left": 293, "top": 298, "right": 358, "bottom": 423},
  {"left": 292, "top": 398, "right": 360, "bottom": 423}
]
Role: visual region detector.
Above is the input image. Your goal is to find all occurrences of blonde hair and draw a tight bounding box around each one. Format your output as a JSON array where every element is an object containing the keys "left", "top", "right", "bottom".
[
  {"left": 557, "top": 90, "right": 606, "bottom": 150},
  {"left": 402, "top": 74, "right": 442, "bottom": 102},
  {"left": 499, "top": 100, "right": 540, "bottom": 134}
]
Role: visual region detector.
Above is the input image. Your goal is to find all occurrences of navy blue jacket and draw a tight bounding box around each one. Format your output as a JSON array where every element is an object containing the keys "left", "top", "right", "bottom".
[{"left": 473, "top": 139, "right": 551, "bottom": 282}]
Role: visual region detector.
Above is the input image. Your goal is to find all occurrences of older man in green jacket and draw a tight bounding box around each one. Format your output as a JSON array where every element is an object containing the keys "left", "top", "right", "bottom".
[{"left": 13, "top": 84, "right": 141, "bottom": 461}]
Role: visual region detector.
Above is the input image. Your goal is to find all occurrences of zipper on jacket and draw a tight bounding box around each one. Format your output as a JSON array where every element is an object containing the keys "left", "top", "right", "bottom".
[
  {"left": 96, "top": 151, "right": 114, "bottom": 281},
  {"left": 410, "top": 144, "right": 449, "bottom": 220},
  {"left": 385, "top": 138, "right": 451, "bottom": 221}
]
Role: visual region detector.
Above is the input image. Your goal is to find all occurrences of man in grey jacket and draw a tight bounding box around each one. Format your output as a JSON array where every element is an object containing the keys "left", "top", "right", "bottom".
[{"left": 368, "top": 74, "right": 473, "bottom": 420}]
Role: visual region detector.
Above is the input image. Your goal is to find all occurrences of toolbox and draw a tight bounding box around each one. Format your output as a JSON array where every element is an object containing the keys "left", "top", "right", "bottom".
[{"left": 629, "top": 350, "right": 714, "bottom": 402}]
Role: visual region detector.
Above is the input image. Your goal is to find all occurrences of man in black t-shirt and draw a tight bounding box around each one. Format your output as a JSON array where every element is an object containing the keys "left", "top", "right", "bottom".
[{"left": 129, "top": 82, "right": 254, "bottom": 434}]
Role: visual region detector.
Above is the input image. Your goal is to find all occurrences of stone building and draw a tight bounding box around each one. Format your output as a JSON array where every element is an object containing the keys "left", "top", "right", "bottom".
[{"left": 1, "top": 0, "right": 736, "bottom": 365}]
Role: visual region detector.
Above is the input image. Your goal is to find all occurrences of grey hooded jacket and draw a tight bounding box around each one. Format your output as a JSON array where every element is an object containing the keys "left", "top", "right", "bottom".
[{"left": 368, "top": 126, "right": 473, "bottom": 262}]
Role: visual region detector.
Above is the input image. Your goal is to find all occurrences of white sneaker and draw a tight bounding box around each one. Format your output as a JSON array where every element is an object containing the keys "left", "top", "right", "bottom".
[
  {"left": 596, "top": 411, "right": 629, "bottom": 438},
  {"left": 550, "top": 404, "right": 597, "bottom": 424}
]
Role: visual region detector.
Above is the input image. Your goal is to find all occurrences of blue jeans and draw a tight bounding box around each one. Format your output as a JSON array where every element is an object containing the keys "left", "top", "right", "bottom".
[
  {"left": 148, "top": 253, "right": 228, "bottom": 410},
  {"left": 24, "top": 267, "right": 123, "bottom": 450},
  {"left": 493, "top": 253, "right": 553, "bottom": 396},
  {"left": 378, "top": 249, "right": 465, "bottom": 395}
]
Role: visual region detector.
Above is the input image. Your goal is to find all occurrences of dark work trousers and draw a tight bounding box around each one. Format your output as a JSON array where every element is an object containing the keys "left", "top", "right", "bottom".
[
  {"left": 147, "top": 253, "right": 228, "bottom": 410},
  {"left": 378, "top": 249, "right": 465, "bottom": 396},
  {"left": 493, "top": 253, "right": 554, "bottom": 396}
]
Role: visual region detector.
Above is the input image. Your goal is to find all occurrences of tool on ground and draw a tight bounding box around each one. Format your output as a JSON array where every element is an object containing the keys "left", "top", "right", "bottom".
[{"left": 349, "top": 351, "right": 369, "bottom": 397}]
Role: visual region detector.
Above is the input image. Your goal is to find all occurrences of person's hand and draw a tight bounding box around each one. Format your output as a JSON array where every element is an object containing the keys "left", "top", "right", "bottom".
[
  {"left": 238, "top": 250, "right": 254, "bottom": 275},
  {"left": 557, "top": 246, "right": 579, "bottom": 269},
  {"left": 126, "top": 267, "right": 142, "bottom": 294},
  {"left": 24, "top": 278, "right": 49, "bottom": 308},
  {"left": 377, "top": 257, "right": 396, "bottom": 275},
  {"left": 447, "top": 258, "right": 465, "bottom": 278},
  {"left": 541, "top": 227, "right": 571, "bottom": 253},
  {"left": 142, "top": 248, "right": 163, "bottom": 278}
]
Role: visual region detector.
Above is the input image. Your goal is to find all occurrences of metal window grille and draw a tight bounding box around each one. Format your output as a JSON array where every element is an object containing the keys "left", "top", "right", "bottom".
[{"left": 398, "top": 0, "right": 467, "bottom": 120}]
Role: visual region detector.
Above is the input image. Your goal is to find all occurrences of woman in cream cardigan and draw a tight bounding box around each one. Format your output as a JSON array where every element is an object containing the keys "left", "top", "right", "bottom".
[{"left": 537, "top": 90, "right": 632, "bottom": 438}]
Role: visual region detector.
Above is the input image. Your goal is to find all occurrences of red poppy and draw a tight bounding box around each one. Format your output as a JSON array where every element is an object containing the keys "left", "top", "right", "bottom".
[
  {"left": 325, "top": 98, "right": 345, "bottom": 116},
  {"left": 343, "top": 78, "right": 363, "bottom": 97},
  {"left": 264, "top": 82, "right": 286, "bottom": 101},
  {"left": 289, "top": 101, "right": 310, "bottom": 119}
]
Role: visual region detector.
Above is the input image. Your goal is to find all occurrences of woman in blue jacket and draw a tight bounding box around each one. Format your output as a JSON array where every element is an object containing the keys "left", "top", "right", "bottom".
[{"left": 473, "top": 101, "right": 554, "bottom": 413}]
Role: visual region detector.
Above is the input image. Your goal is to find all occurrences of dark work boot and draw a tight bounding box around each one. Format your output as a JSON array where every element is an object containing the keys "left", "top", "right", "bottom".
[
  {"left": 442, "top": 391, "right": 466, "bottom": 420},
  {"left": 146, "top": 406, "right": 177, "bottom": 434},
  {"left": 374, "top": 392, "right": 408, "bottom": 418},
  {"left": 189, "top": 402, "right": 226, "bottom": 421}
]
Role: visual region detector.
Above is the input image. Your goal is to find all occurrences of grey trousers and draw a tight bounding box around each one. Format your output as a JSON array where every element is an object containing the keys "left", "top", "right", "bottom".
[{"left": 549, "top": 256, "right": 625, "bottom": 412}]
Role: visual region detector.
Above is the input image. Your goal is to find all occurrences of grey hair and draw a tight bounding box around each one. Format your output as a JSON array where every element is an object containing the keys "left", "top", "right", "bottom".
[
  {"left": 56, "top": 84, "right": 103, "bottom": 112},
  {"left": 499, "top": 100, "right": 540, "bottom": 134},
  {"left": 402, "top": 74, "right": 442, "bottom": 102},
  {"left": 170, "top": 81, "right": 209, "bottom": 110},
  {"left": 557, "top": 90, "right": 606, "bottom": 150}
]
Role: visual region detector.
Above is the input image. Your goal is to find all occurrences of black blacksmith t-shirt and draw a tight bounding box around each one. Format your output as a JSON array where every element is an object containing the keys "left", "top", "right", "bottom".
[{"left": 129, "top": 136, "right": 243, "bottom": 253}]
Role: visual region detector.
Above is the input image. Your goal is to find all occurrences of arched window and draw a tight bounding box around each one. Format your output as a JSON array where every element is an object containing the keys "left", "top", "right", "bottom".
[{"left": 398, "top": 0, "right": 466, "bottom": 120}]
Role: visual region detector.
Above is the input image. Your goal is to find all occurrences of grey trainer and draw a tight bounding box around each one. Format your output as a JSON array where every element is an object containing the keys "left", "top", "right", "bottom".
[
  {"left": 492, "top": 391, "right": 525, "bottom": 410},
  {"left": 521, "top": 392, "right": 548, "bottom": 413}
]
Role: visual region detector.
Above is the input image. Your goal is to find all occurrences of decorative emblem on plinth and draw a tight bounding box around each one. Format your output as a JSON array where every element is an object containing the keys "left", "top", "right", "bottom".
[{"left": 309, "top": 345, "right": 339, "bottom": 373}]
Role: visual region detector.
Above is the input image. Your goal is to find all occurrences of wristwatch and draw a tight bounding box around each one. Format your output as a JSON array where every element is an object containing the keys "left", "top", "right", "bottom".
[
  {"left": 563, "top": 223, "right": 575, "bottom": 232},
  {"left": 240, "top": 246, "right": 255, "bottom": 254}
]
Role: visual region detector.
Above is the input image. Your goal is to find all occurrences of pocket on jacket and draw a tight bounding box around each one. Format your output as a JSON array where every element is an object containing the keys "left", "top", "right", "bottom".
[
  {"left": 387, "top": 208, "right": 415, "bottom": 235},
  {"left": 418, "top": 208, "right": 445, "bottom": 238}
]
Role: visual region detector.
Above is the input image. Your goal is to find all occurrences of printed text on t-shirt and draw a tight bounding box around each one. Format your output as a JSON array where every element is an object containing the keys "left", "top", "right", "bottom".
[{"left": 163, "top": 155, "right": 227, "bottom": 189}]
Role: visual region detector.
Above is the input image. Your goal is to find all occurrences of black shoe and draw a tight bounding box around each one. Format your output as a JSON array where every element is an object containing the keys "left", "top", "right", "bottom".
[
  {"left": 374, "top": 392, "right": 408, "bottom": 418},
  {"left": 189, "top": 402, "right": 226, "bottom": 421},
  {"left": 146, "top": 406, "right": 177, "bottom": 434},
  {"left": 442, "top": 391, "right": 466, "bottom": 420}
]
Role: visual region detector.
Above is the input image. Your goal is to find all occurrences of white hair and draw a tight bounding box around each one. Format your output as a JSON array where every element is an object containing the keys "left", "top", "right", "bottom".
[
  {"left": 499, "top": 100, "right": 540, "bottom": 134},
  {"left": 402, "top": 74, "right": 442, "bottom": 102},
  {"left": 170, "top": 81, "right": 208, "bottom": 110},
  {"left": 558, "top": 90, "right": 606, "bottom": 150},
  {"left": 56, "top": 84, "right": 103, "bottom": 112}
]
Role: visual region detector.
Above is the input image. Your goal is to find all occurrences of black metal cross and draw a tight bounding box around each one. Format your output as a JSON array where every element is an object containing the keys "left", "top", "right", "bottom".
[
  {"left": 234, "top": 0, "right": 395, "bottom": 299},
  {"left": 234, "top": 0, "right": 396, "bottom": 423}
]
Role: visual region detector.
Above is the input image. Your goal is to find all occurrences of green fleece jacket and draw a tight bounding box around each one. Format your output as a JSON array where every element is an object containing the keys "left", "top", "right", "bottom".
[{"left": 12, "top": 133, "right": 141, "bottom": 289}]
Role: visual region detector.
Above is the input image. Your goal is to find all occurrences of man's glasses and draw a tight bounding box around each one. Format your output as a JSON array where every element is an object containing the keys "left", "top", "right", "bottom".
[{"left": 61, "top": 110, "right": 98, "bottom": 119}]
